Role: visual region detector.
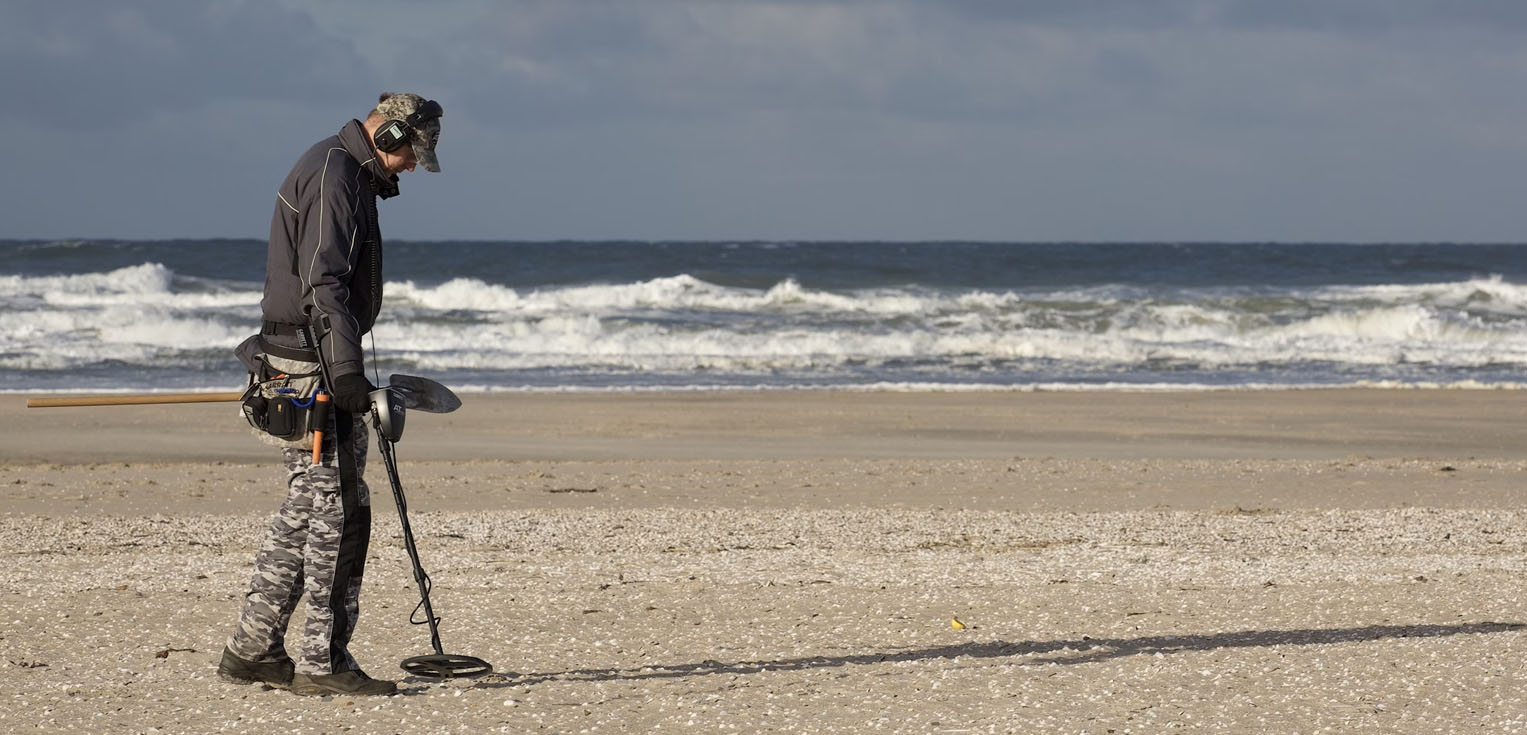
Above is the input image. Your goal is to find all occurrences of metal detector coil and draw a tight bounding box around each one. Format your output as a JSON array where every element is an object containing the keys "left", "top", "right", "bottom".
[{"left": 402, "top": 653, "right": 493, "bottom": 678}]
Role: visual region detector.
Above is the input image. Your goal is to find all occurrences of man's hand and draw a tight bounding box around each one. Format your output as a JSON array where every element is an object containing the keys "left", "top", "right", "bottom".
[{"left": 331, "top": 374, "right": 376, "bottom": 414}]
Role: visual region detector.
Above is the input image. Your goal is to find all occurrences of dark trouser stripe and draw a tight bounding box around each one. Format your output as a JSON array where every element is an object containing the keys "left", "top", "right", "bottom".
[{"left": 326, "top": 409, "right": 371, "bottom": 672}]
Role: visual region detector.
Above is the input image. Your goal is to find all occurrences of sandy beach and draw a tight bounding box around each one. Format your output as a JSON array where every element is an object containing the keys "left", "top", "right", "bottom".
[{"left": 3, "top": 389, "right": 1526, "bottom": 732}]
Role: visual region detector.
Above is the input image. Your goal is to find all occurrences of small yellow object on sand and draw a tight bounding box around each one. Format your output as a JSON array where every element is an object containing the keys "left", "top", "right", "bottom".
[{"left": 950, "top": 617, "right": 967, "bottom": 630}]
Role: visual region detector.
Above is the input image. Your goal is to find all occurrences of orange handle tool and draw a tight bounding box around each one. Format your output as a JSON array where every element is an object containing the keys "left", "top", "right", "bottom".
[{"left": 310, "top": 391, "right": 331, "bottom": 465}]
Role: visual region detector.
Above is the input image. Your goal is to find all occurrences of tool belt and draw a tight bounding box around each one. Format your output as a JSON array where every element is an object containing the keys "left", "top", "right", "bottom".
[
  {"left": 259, "top": 321, "right": 322, "bottom": 360},
  {"left": 236, "top": 331, "right": 324, "bottom": 449}
]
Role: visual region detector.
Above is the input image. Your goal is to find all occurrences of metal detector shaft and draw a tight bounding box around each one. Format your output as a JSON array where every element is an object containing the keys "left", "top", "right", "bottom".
[
  {"left": 372, "top": 418, "right": 491, "bottom": 679},
  {"left": 374, "top": 430, "right": 445, "bottom": 656}
]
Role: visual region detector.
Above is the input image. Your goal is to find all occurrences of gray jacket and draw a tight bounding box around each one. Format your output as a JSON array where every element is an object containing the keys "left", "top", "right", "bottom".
[{"left": 257, "top": 119, "right": 397, "bottom": 379}]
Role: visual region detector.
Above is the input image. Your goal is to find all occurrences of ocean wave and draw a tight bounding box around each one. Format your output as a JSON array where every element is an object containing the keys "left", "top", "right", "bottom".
[
  {"left": 0, "top": 262, "right": 173, "bottom": 300},
  {"left": 9, "top": 263, "right": 1527, "bottom": 385},
  {"left": 1310, "top": 276, "right": 1527, "bottom": 313},
  {"left": 0, "top": 262, "right": 259, "bottom": 309},
  {"left": 386, "top": 274, "right": 941, "bottom": 316}
]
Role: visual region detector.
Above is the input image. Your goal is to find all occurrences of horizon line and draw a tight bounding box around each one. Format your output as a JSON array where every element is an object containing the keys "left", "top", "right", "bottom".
[{"left": 4, "top": 237, "right": 1527, "bottom": 246}]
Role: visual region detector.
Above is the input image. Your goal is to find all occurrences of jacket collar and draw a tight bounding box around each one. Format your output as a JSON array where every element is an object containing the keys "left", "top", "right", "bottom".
[{"left": 338, "top": 119, "right": 400, "bottom": 199}]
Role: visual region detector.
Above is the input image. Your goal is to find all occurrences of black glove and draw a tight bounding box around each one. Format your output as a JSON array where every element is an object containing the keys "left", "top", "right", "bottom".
[{"left": 330, "top": 374, "right": 376, "bottom": 414}]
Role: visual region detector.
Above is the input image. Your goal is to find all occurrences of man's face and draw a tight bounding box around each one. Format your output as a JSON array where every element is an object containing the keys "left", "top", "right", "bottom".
[{"left": 381, "top": 144, "right": 418, "bottom": 175}]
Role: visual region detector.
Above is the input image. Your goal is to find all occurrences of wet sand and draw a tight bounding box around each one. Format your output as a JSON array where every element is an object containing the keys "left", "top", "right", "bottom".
[{"left": 3, "top": 389, "right": 1526, "bottom": 732}]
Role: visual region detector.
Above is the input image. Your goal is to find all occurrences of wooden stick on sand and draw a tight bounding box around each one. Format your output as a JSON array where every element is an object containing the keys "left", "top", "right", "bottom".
[{"left": 25, "top": 393, "right": 244, "bottom": 408}]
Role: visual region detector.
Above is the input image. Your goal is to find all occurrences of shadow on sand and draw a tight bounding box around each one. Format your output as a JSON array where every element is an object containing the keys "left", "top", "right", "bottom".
[{"left": 472, "top": 621, "right": 1522, "bottom": 688}]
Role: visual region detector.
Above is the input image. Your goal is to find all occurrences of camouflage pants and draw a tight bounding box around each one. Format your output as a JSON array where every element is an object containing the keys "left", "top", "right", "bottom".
[{"left": 226, "top": 410, "right": 372, "bottom": 675}]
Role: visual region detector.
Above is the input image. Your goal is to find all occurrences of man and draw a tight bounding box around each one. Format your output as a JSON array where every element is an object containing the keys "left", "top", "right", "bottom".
[{"left": 217, "top": 93, "right": 444, "bottom": 697}]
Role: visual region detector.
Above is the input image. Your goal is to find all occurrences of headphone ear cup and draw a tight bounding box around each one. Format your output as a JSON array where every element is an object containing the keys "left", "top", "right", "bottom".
[{"left": 374, "top": 120, "right": 408, "bottom": 153}]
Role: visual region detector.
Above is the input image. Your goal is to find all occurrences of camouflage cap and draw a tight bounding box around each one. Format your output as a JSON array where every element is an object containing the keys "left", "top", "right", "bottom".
[{"left": 375, "top": 92, "right": 443, "bottom": 172}]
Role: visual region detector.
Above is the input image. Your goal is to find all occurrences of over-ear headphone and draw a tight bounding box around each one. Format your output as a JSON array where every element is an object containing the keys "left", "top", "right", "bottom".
[{"left": 373, "top": 99, "right": 444, "bottom": 153}]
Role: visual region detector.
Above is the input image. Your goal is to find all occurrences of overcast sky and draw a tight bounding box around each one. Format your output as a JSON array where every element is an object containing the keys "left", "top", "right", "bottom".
[{"left": 5, "top": 0, "right": 1527, "bottom": 241}]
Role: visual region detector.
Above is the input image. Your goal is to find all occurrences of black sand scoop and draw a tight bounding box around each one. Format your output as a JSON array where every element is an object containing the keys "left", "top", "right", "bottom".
[{"left": 368, "top": 374, "right": 493, "bottom": 679}]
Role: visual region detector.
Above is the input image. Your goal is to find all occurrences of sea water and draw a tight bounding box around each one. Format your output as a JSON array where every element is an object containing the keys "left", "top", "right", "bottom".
[{"left": 4, "top": 240, "right": 1527, "bottom": 392}]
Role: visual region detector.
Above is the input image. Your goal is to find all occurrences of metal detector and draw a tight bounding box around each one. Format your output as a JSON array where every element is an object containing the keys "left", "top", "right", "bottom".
[
  {"left": 305, "top": 319, "right": 492, "bottom": 679},
  {"left": 367, "top": 375, "right": 493, "bottom": 679}
]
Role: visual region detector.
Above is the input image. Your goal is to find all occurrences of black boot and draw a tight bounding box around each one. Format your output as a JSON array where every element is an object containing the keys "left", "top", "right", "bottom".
[
  {"left": 291, "top": 669, "right": 398, "bottom": 696},
  {"left": 217, "top": 647, "right": 295, "bottom": 687}
]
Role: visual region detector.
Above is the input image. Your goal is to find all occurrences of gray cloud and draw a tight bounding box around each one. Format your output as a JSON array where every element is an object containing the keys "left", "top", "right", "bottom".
[
  {"left": 1209, "top": 0, "right": 1527, "bottom": 32},
  {"left": 0, "top": 1, "right": 375, "bottom": 129},
  {"left": 940, "top": 0, "right": 1527, "bottom": 32},
  {"left": 6, "top": 0, "right": 1527, "bottom": 240}
]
